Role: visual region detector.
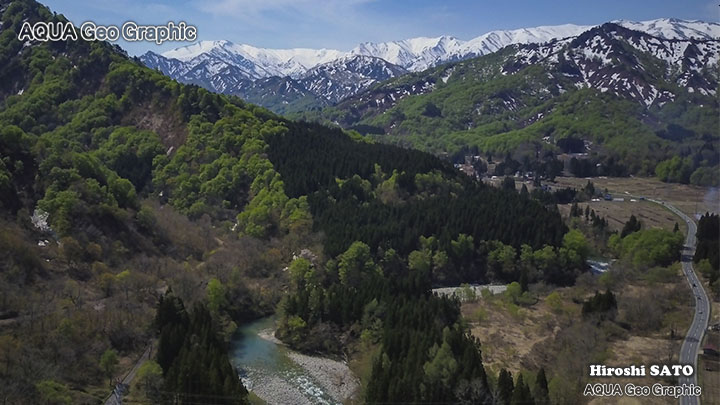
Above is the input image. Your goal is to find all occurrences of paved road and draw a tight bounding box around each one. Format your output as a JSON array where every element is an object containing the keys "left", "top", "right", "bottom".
[
  {"left": 104, "top": 345, "right": 152, "bottom": 405},
  {"left": 648, "top": 199, "right": 709, "bottom": 405}
]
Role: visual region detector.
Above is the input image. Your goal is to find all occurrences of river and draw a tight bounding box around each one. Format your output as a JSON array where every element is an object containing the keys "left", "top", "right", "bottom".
[{"left": 229, "top": 316, "right": 357, "bottom": 405}]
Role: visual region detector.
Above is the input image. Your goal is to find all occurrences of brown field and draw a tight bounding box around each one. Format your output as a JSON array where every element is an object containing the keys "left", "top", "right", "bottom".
[
  {"left": 461, "top": 288, "right": 577, "bottom": 375},
  {"left": 557, "top": 200, "right": 686, "bottom": 234},
  {"left": 552, "top": 176, "right": 719, "bottom": 218},
  {"left": 462, "top": 263, "right": 694, "bottom": 404}
]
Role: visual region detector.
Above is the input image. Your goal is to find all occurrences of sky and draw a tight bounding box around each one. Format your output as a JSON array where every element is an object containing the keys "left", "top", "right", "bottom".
[{"left": 42, "top": 0, "right": 719, "bottom": 56}]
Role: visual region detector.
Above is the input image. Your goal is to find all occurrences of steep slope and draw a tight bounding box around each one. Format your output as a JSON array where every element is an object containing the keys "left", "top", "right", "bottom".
[
  {"left": 297, "top": 55, "right": 408, "bottom": 103},
  {"left": 142, "top": 50, "right": 406, "bottom": 111},
  {"left": 233, "top": 75, "right": 327, "bottom": 115},
  {"left": 307, "top": 23, "right": 718, "bottom": 180}
]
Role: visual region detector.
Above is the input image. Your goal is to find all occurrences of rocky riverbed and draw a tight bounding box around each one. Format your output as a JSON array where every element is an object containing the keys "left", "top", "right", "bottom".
[{"left": 231, "top": 317, "right": 359, "bottom": 405}]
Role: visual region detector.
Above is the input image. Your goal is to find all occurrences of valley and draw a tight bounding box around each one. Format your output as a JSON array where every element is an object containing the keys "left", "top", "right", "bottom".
[{"left": 0, "top": 0, "right": 718, "bottom": 404}]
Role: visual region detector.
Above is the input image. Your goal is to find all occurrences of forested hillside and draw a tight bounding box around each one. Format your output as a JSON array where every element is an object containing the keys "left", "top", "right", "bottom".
[
  {"left": 0, "top": 0, "right": 584, "bottom": 403},
  {"left": 300, "top": 23, "right": 719, "bottom": 185}
]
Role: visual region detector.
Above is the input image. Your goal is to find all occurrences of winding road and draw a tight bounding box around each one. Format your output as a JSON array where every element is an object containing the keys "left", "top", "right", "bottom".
[{"left": 647, "top": 199, "right": 709, "bottom": 405}]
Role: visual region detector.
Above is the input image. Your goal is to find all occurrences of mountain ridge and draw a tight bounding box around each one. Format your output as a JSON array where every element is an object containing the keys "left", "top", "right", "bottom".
[
  {"left": 303, "top": 22, "right": 718, "bottom": 182},
  {"left": 140, "top": 18, "right": 720, "bottom": 113}
]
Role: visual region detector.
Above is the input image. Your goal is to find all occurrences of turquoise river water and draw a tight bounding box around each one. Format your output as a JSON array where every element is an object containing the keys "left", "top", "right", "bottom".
[{"left": 228, "top": 316, "right": 339, "bottom": 405}]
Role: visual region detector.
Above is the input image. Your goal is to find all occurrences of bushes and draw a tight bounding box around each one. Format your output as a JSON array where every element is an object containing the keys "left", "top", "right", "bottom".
[
  {"left": 610, "top": 228, "right": 684, "bottom": 268},
  {"left": 655, "top": 156, "right": 693, "bottom": 184}
]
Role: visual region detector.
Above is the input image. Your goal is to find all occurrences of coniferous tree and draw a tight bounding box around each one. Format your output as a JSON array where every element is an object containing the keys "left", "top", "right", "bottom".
[
  {"left": 497, "top": 369, "right": 514, "bottom": 405},
  {"left": 621, "top": 215, "right": 642, "bottom": 237},
  {"left": 511, "top": 374, "right": 534, "bottom": 405},
  {"left": 534, "top": 368, "right": 549, "bottom": 405}
]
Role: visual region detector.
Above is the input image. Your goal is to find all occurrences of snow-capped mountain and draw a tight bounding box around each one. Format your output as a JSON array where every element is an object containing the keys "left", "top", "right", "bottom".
[
  {"left": 140, "top": 18, "right": 720, "bottom": 112},
  {"left": 298, "top": 55, "right": 407, "bottom": 103},
  {"left": 504, "top": 23, "right": 719, "bottom": 105},
  {"left": 160, "top": 40, "right": 345, "bottom": 79},
  {"left": 613, "top": 18, "right": 720, "bottom": 40},
  {"left": 141, "top": 48, "right": 408, "bottom": 111},
  {"left": 329, "top": 22, "right": 719, "bottom": 129},
  {"left": 350, "top": 24, "right": 592, "bottom": 71}
]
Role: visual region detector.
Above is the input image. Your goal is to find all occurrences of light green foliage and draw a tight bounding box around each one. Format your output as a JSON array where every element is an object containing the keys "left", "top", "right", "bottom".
[
  {"left": 423, "top": 327, "right": 459, "bottom": 387},
  {"left": 95, "top": 127, "right": 164, "bottom": 190},
  {"left": 154, "top": 111, "right": 291, "bottom": 224},
  {"left": 419, "top": 235, "right": 438, "bottom": 251},
  {"left": 99, "top": 348, "right": 119, "bottom": 377},
  {"left": 109, "top": 177, "right": 137, "bottom": 209},
  {"left": 545, "top": 291, "right": 564, "bottom": 313},
  {"left": 689, "top": 166, "right": 720, "bottom": 187},
  {"left": 136, "top": 361, "right": 163, "bottom": 397},
  {"left": 287, "top": 315, "right": 307, "bottom": 335},
  {"left": 288, "top": 257, "right": 313, "bottom": 290},
  {"left": 655, "top": 156, "right": 693, "bottom": 184},
  {"left": 697, "top": 259, "right": 714, "bottom": 279},
  {"left": 338, "top": 241, "right": 378, "bottom": 288},
  {"left": 415, "top": 170, "right": 461, "bottom": 196},
  {"left": 206, "top": 278, "right": 227, "bottom": 313},
  {"left": 505, "top": 281, "right": 522, "bottom": 303},
  {"left": 37, "top": 190, "right": 79, "bottom": 236},
  {"left": 616, "top": 229, "right": 684, "bottom": 268},
  {"left": 562, "top": 229, "right": 589, "bottom": 260},
  {"left": 408, "top": 249, "right": 432, "bottom": 272},
  {"left": 35, "top": 380, "right": 72, "bottom": 405},
  {"left": 458, "top": 283, "right": 477, "bottom": 302},
  {"left": 376, "top": 170, "right": 402, "bottom": 204},
  {"left": 432, "top": 250, "right": 449, "bottom": 272},
  {"left": 488, "top": 242, "right": 517, "bottom": 279},
  {"left": 451, "top": 234, "right": 474, "bottom": 259}
]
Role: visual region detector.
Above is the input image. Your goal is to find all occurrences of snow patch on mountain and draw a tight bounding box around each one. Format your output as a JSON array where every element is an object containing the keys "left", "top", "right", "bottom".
[
  {"left": 141, "top": 18, "right": 719, "bottom": 111},
  {"left": 614, "top": 18, "right": 720, "bottom": 40}
]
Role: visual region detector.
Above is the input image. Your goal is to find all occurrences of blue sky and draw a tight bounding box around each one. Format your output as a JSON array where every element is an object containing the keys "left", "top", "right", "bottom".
[{"left": 42, "top": 0, "right": 718, "bottom": 55}]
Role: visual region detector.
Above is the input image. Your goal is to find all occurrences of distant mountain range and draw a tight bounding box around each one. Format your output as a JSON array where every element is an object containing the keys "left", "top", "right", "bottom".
[
  {"left": 301, "top": 21, "right": 718, "bottom": 183},
  {"left": 140, "top": 18, "right": 720, "bottom": 113}
]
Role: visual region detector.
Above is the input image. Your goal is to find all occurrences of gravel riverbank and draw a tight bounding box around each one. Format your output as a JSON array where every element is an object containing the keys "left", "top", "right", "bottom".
[
  {"left": 286, "top": 351, "right": 360, "bottom": 403},
  {"left": 253, "top": 328, "right": 360, "bottom": 404}
]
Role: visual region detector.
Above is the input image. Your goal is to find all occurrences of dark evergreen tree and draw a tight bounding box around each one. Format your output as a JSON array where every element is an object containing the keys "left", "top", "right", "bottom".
[
  {"left": 502, "top": 176, "right": 516, "bottom": 191},
  {"left": 511, "top": 374, "right": 534, "bottom": 405},
  {"left": 497, "top": 369, "right": 514, "bottom": 405},
  {"left": 621, "top": 215, "right": 642, "bottom": 237},
  {"left": 534, "top": 368, "right": 549, "bottom": 405}
]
